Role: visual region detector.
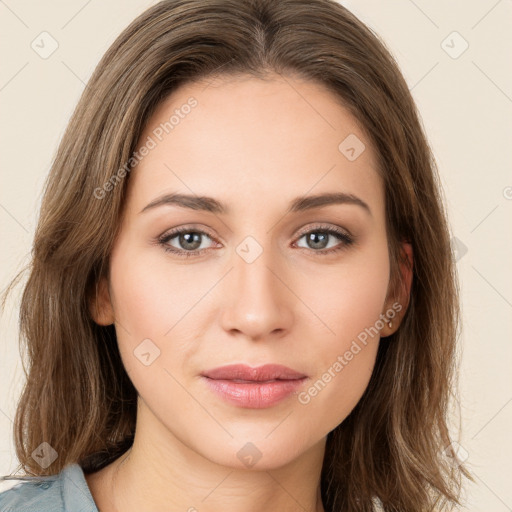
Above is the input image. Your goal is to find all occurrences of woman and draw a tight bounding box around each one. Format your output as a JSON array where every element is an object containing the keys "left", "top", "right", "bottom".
[{"left": 0, "top": 0, "right": 472, "bottom": 510}]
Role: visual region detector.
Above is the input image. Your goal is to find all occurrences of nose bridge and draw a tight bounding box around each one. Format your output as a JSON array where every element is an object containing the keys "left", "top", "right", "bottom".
[
  {"left": 220, "top": 233, "right": 292, "bottom": 339},
  {"left": 235, "top": 236, "right": 277, "bottom": 295}
]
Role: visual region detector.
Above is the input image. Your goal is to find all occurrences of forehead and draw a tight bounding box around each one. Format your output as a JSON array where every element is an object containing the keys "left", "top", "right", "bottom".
[{"left": 125, "top": 73, "right": 382, "bottom": 215}]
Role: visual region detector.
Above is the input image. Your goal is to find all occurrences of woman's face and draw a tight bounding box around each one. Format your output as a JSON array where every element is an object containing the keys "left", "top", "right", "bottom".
[{"left": 95, "top": 73, "right": 398, "bottom": 470}]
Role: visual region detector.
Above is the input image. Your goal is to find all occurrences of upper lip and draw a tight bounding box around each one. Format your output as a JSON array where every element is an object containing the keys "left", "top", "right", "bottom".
[{"left": 201, "top": 364, "right": 307, "bottom": 381}]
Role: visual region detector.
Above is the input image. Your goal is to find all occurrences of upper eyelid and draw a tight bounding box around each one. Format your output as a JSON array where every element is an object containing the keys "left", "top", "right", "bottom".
[
  {"left": 160, "top": 223, "right": 350, "bottom": 239},
  {"left": 160, "top": 225, "right": 217, "bottom": 242},
  {"left": 159, "top": 224, "right": 352, "bottom": 247},
  {"left": 295, "top": 223, "right": 352, "bottom": 237}
]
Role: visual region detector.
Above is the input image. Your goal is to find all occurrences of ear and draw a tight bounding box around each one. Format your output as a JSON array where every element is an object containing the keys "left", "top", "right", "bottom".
[
  {"left": 380, "top": 242, "right": 413, "bottom": 337},
  {"left": 89, "top": 275, "right": 115, "bottom": 326}
]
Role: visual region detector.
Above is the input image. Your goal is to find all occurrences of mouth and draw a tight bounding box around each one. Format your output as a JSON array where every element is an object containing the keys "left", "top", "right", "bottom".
[
  {"left": 201, "top": 364, "right": 308, "bottom": 409},
  {"left": 201, "top": 363, "right": 307, "bottom": 381}
]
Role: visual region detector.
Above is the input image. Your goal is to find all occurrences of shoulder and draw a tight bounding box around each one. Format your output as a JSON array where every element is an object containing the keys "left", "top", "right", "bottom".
[
  {"left": 0, "top": 463, "right": 98, "bottom": 512},
  {"left": 0, "top": 474, "right": 60, "bottom": 511}
]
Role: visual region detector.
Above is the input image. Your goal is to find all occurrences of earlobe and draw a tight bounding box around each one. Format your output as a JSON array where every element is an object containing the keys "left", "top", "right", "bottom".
[
  {"left": 89, "top": 276, "right": 115, "bottom": 326},
  {"left": 381, "top": 242, "right": 413, "bottom": 337}
]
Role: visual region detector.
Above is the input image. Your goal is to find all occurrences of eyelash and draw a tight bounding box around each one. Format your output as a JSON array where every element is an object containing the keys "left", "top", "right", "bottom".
[{"left": 156, "top": 224, "right": 354, "bottom": 259}]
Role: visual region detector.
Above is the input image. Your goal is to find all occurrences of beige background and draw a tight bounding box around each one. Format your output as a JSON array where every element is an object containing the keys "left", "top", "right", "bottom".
[{"left": 1, "top": 1, "right": 511, "bottom": 509}]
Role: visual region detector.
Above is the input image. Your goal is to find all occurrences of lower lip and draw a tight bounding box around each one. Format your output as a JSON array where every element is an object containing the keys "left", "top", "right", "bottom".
[{"left": 202, "top": 377, "right": 307, "bottom": 408}]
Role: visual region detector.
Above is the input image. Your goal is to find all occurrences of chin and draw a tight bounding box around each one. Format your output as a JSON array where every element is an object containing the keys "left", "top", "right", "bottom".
[{"left": 195, "top": 431, "right": 317, "bottom": 471}]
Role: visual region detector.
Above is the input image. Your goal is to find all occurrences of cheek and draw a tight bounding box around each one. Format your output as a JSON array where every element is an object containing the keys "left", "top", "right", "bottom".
[
  {"left": 297, "top": 344, "right": 379, "bottom": 438},
  {"left": 110, "top": 258, "right": 167, "bottom": 336},
  {"left": 107, "top": 237, "right": 219, "bottom": 390},
  {"left": 107, "top": 240, "right": 196, "bottom": 376},
  {"left": 294, "top": 242, "right": 389, "bottom": 432},
  {"left": 108, "top": 235, "right": 203, "bottom": 337},
  {"left": 296, "top": 235, "right": 390, "bottom": 349}
]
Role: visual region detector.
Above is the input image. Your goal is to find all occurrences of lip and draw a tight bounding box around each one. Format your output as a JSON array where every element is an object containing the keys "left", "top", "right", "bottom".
[{"left": 201, "top": 364, "right": 308, "bottom": 409}]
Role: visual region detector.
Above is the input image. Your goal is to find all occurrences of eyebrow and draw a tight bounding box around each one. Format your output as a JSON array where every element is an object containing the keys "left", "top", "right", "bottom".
[{"left": 139, "top": 191, "right": 371, "bottom": 216}]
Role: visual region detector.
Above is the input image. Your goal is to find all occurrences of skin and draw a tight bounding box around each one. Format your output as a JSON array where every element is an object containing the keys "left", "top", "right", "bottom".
[{"left": 86, "top": 73, "right": 412, "bottom": 512}]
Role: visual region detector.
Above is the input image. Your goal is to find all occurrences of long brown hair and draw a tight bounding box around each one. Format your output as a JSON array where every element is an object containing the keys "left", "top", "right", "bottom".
[{"left": 2, "top": 0, "right": 472, "bottom": 509}]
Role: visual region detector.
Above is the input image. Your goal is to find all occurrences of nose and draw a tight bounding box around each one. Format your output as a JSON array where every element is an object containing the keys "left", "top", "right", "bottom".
[{"left": 219, "top": 243, "right": 294, "bottom": 342}]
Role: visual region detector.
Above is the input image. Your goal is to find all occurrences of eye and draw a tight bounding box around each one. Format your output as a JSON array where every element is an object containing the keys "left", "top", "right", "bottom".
[
  {"left": 157, "top": 227, "right": 217, "bottom": 258},
  {"left": 294, "top": 225, "right": 354, "bottom": 255},
  {"left": 156, "top": 224, "right": 354, "bottom": 259}
]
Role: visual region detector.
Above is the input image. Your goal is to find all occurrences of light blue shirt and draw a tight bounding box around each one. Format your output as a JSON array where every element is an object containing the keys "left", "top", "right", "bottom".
[{"left": 0, "top": 463, "right": 98, "bottom": 511}]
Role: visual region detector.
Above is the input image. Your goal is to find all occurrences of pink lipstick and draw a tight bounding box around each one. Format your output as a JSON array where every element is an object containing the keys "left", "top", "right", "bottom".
[{"left": 201, "top": 363, "right": 308, "bottom": 409}]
